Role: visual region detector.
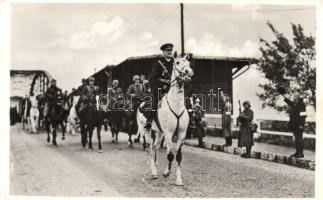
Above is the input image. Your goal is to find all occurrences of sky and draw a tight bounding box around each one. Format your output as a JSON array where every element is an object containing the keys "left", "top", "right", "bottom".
[{"left": 11, "top": 3, "right": 316, "bottom": 119}]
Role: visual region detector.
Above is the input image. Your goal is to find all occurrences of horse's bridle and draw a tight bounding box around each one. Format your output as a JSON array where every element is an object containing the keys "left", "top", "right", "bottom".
[{"left": 169, "top": 61, "right": 190, "bottom": 88}]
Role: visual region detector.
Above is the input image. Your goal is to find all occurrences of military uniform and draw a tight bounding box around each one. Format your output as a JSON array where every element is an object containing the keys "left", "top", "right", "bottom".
[
  {"left": 107, "top": 86, "right": 123, "bottom": 110},
  {"left": 284, "top": 97, "right": 307, "bottom": 157},
  {"left": 149, "top": 57, "right": 174, "bottom": 109},
  {"left": 43, "top": 85, "right": 62, "bottom": 117},
  {"left": 221, "top": 95, "right": 232, "bottom": 146},
  {"left": 193, "top": 102, "right": 206, "bottom": 147},
  {"left": 83, "top": 85, "right": 100, "bottom": 105}
]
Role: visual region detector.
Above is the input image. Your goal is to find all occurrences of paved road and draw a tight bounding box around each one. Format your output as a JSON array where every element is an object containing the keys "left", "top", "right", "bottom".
[{"left": 10, "top": 124, "right": 315, "bottom": 198}]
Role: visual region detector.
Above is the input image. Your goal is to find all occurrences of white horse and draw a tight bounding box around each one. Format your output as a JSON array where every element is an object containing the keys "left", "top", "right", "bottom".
[
  {"left": 29, "top": 95, "right": 39, "bottom": 133},
  {"left": 137, "top": 53, "right": 194, "bottom": 186},
  {"left": 67, "top": 95, "right": 80, "bottom": 135}
]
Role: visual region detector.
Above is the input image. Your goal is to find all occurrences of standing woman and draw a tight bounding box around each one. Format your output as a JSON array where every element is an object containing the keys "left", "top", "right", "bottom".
[{"left": 238, "top": 101, "right": 254, "bottom": 158}]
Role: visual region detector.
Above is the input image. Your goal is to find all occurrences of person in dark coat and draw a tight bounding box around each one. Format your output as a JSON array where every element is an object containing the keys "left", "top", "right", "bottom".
[
  {"left": 193, "top": 98, "right": 206, "bottom": 147},
  {"left": 43, "top": 79, "right": 62, "bottom": 119},
  {"left": 220, "top": 91, "right": 232, "bottom": 146},
  {"left": 238, "top": 101, "right": 254, "bottom": 158},
  {"left": 107, "top": 79, "right": 123, "bottom": 111},
  {"left": 144, "top": 43, "right": 174, "bottom": 130},
  {"left": 185, "top": 97, "right": 195, "bottom": 139},
  {"left": 283, "top": 94, "right": 307, "bottom": 158}
]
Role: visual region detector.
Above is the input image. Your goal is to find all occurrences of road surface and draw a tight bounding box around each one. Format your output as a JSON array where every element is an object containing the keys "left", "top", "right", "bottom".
[{"left": 10, "top": 124, "right": 314, "bottom": 198}]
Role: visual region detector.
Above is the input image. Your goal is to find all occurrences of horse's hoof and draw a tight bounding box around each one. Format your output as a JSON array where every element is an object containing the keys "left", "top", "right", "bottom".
[
  {"left": 62, "top": 137, "right": 65, "bottom": 140},
  {"left": 52, "top": 141, "right": 58, "bottom": 146},
  {"left": 47, "top": 138, "right": 50, "bottom": 143},
  {"left": 163, "top": 172, "right": 170, "bottom": 177},
  {"left": 151, "top": 174, "right": 158, "bottom": 179},
  {"left": 98, "top": 150, "right": 103, "bottom": 153},
  {"left": 175, "top": 180, "right": 184, "bottom": 186}
]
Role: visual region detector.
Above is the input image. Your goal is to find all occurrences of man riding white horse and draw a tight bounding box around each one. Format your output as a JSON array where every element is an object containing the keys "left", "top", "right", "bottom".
[{"left": 144, "top": 43, "right": 175, "bottom": 130}]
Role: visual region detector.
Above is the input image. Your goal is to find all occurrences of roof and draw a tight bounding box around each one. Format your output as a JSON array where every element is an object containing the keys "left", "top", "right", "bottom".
[
  {"left": 124, "top": 54, "right": 255, "bottom": 63},
  {"left": 87, "top": 65, "right": 114, "bottom": 79},
  {"left": 10, "top": 69, "right": 53, "bottom": 80}
]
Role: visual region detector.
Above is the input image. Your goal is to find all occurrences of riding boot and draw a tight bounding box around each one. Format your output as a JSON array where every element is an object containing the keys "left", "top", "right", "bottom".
[{"left": 144, "top": 112, "right": 153, "bottom": 131}]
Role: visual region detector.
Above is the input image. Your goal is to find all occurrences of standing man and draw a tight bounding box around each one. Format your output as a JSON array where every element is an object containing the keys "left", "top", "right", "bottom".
[
  {"left": 193, "top": 98, "right": 206, "bottom": 147},
  {"left": 220, "top": 91, "right": 232, "bottom": 146},
  {"left": 237, "top": 101, "right": 254, "bottom": 158},
  {"left": 145, "top": 43, "right": 175, "bottom": 130},
  {"left": 279, "top": 89, "right": 307, "bottom": 158}
]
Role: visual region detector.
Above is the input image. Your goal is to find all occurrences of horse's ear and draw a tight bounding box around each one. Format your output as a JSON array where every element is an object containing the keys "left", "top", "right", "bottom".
[
  {"left": 187, "top": 54, "right": 190, "bottom": 60},
  {"left": 174, "top": 51, "right": 177, "bottom": 58},
  {"left": 183, "top": 54, "right": 188, "bottom": 60}
]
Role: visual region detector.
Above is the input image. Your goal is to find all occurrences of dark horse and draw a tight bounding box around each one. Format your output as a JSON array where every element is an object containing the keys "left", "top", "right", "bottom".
[
  {"left": 108, "top": 96, "right": 139, "bottom": 148},
  {"left": 78, "top": 97, "right": 106, "bottom": 152},
  {"left": 44, "top": 95, "right": 68, "bottom": 146}
]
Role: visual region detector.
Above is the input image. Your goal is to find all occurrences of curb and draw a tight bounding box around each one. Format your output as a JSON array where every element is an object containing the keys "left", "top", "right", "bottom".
[{"left": 184, "top": 140, "right": 315, "bottom": 171}]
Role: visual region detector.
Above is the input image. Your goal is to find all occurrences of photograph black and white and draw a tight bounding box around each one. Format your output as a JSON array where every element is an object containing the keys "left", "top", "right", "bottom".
[{"left": 2, "top": 0, "right": 321, "bottom": 198}]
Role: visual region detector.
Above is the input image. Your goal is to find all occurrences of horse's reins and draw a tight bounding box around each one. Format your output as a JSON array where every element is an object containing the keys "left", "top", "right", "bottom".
[{"left": 158, "top": 60, "right": 186, "bottom": 88}]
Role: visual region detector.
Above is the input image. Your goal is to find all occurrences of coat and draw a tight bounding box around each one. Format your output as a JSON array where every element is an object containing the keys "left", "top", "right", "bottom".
[
  {"left": 221, "top": 95, "right": 232, "bottom": 137},
  {"left": 193, "top": 104, "right": 206, "bottom": 138},
  {"left": 238, "top": 108, "right": 254, "bottom": 147},
  {"left": 149, "top": 57, "right": 174, "bottom": 96},
  {"left": 284, "top": 98, "right": 306, "bottom": 131}
]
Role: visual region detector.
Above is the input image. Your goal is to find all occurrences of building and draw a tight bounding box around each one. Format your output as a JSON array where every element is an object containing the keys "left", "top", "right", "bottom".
[
  {"left": 10, "top": 70, "right": 53, "bottom": 116},
  {"left": 88, "top": 54, "right": 253, "bottom": 114}
]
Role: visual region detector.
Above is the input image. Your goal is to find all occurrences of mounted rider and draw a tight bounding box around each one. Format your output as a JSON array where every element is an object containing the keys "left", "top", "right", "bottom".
[
  {"left": 127, "top": 75, "right": 144, "bottom": 111},
  {"left": 75, "top": 77, "right": 100, "bottom": 115},
  {"left": 107, "top": 79, "right": 123, "bottom": 110},
  {"left": 144, "top": 43, "right": 175, "bottom": 130},
  {"left": 43, "top": 79, "right": 62, "bottom": 120}
]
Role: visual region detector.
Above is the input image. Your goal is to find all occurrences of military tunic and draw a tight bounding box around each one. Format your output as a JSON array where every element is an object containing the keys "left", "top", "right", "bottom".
[{"left": 238, "top": 108, "right": 254, "bottom": 147}]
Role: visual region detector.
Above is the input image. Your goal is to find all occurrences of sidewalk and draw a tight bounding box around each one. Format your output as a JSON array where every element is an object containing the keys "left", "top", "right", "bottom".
[{"left": 185, "top": 136, "right": 315, "bottom": 170}]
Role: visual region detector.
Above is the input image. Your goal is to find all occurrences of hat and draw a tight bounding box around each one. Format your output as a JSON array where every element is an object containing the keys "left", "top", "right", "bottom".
[
  {"left": 160, "top": 43, "right": 174, "bottom": 51},
  {"left": 243, "top": 101, "right": 251, "bottom": 107},
  {"left": 112, "top": 79, "right": 119, "bottom": 84},
  {"left": 89, "top": 77, "right": 95, "bottom": 81},
  {"left": 133, "top": 75, "right": 140, "bottom": 81},
  {"left": 82, "top": 78, "right": 86, "bottom": 83},
  {"left": 51, "top": 79, "right": 56, "bottom": 83}
]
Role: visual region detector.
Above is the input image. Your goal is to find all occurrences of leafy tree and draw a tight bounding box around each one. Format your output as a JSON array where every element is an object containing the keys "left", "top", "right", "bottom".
[{"left": 257, "top": 21, "right": 316, "bottom": 112}]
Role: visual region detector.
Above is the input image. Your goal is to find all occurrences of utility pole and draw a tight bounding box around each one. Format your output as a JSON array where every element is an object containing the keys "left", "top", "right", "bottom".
[{"left": 180, "top": 3, "right": 184, "bottom": 55}]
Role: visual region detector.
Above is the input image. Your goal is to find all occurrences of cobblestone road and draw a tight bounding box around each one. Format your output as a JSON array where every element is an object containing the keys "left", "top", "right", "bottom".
[{"left": 10, "top": 124, "right": 314, "bottom": 198}]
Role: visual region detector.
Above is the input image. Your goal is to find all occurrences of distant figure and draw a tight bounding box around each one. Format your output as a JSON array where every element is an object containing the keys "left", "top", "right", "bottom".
[
  {"left": 283, "top": 93, "right": 307, "bottom": 158},
  {"left": 193, "top": 98, "right": 206, "bottom": 147},
  {"left": 220, "top": 91, "right": 232, "bottom": 146},
  {"left": 237, "top": 101, "right": 254, "bottom": 158},
  {"left": 107, "top": 79, "right": 123, "bottom": 110},
  {"left": 185, "top": 97, "right": 195, "bottom": 139}
]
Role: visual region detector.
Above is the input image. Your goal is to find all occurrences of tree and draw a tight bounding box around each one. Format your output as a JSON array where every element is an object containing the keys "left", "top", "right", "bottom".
[{"left": 257, "top": 21, "right": 316, "bottom": 112}]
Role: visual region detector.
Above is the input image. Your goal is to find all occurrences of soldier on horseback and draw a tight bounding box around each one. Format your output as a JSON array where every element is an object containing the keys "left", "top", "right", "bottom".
[
  {"left": 127, "top": 75, "right": 144, "bottom": 111},
  {"left": 75, "top": 77, "right": 100, "bottom": 115},
  {"left": 144, "top": 43, "right": 174, "bottom": 130},
  {"left": 107, "top": 79, "right": 123, "bottom": 111},
  {"left": 43, "top": 79, "right": 62, "bottom": 120}
]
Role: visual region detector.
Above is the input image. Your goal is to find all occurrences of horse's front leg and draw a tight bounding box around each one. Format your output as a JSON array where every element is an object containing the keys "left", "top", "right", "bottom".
[
  {"left": 80, "top": 121, "right": 87, "bottom": 148},
  {"left": 60, "top": 121, "right": 66, "bottom": 140},
  {"left": 52, "top": 123, "right": 58, "bottom": 146},
  {"left": 163, "top": 133, "right": 174, "bottom": 178},
  {"left": 88, "top": 127, "right": 94, "bottom": 150},
  {"left": 175, "top": 133, "right": 186, "bottom": 186},
  {"left": 97, "top": 125, "right": 102, "bottom": 153},
  {"left": 45, "top": 120, "right": 51, "bottom": 143},
  {"left": 128, "top": 120, "right": 134, "bottom": 148},
  {"left": 145, "top": 131, "right": 158, "bottom": 179}
]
